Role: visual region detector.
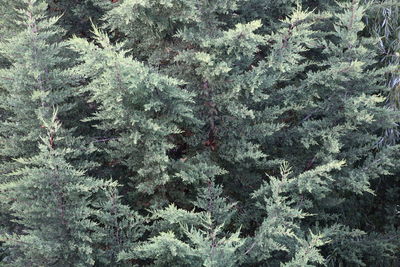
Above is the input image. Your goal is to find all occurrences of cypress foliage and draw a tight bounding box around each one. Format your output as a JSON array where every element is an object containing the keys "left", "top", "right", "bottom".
[
  {"left": 0, "top": 0, "right": 98, "bottom": 244},
  {"left": 0, "top": 2, "right": 143, "bottom": 265},
  {"left": 0, "top": 0, "right": 78, "bottom": 179},
  {"left": 0, "top": 0, "right": 399, "bottom": 266},
  {"left": 0, "top": 113, "right": 100, "bottom": 266},
  {"left": 249, "top": 162, "right": 326, "bottom": 266},
  {"left": 68, "top": 26, "right": 198, "bottom": 208},
  {"left": 0, "top": 0, "right": 77, "bottom": 249},
  {"left": 0, "top": 111, "right": 143, "bottom": 266},
  {"left": 120, "top": 179, "right": 245, "bottom": 266},
  {"left": 94, "top": 184, "right": 145, "bottom": 266}
]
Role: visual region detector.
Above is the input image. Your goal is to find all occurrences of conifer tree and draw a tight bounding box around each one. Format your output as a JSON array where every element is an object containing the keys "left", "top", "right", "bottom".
[
  {"left": 273, "top": 1, "right": 400, "bottom": 265},
  {"left": 0, "top": 110, "right": 144, "bottom": 266},
  {"left": 0, "top": 2, "right": 144, "bottom": 265},
  {"left": 69, "top": 26, "right": 198, "bottom": 208},
  {"left": 93, "top": 184, "right": 146, "bottom": 266},
  {"left": 247, "top": 162, "right": 327, "bottom": 266},
  {"left": 101, "top": 0, "right": 400, "bottom": 265},
  {"left": 0, "top": 112, "right": 101, "bottom": 266},
  {"left": 0, "top": 0, "right": 100, "bottom": 245},
  {"left": 101, "top": 0, "right": 316, "bottom": 199},
  {"left": 0, "top": 0, "right": 81, "bottom": 248},
  {"left": 120, "top": 178, "right": 244, "bottom": 266},
  {"left": 0, "top": 0, "right": 81, "bottom": 179},
  {"left": 1, "top": 0, "right": 399, "bottom": 266}
]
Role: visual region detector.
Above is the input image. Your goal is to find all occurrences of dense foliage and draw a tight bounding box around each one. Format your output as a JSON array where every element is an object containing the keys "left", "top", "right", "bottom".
[{"left": 0, "top": 0, "right": 399, "bottom": 266}]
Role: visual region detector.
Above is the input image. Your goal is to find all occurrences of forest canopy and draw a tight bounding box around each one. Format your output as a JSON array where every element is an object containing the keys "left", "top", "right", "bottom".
[{"left": 0, "top": 0, "right": 399, "bottom": 266}]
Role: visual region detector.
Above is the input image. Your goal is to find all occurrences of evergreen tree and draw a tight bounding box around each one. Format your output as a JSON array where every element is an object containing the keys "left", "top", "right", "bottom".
[
  {"left": 0, "top": 2, "right": 144, "bottom": 265},
  {"left": 0, "top": 0, "right": 81, "bottom": 179},
  {"left": 0, "top": 0, "right": 98, "bottom": 248},
  {"left": 98, "top": 0, "right": 292, "bottom": 225},
  {"left": 0, "top": 0, "right": 399, "bottom": 266},
  {"left": 69, "top": 26, "right": 198, "bottom": 208},
  {"left": 274, "top": 1, "right": 400, "bottom": 265},
  {"left": 0, "top": 0, "right": 80, "bottom": 254},
  {"left": 247, "top": 162, "right": 327, "bottom": 266},
  {"left": 120, "top": 178, "right": 244, "bottom": 266},
  {"left": 94, "top": 0, "right": 400, "bottom": 264},
  {"left": 0, "top": 112, "right": 101, "bottom": 266},
  {"left": 0, "top": 111, "right": 144, "bottom": 266},
  {"left": 93, "top": 184, "right": 146, "bottom": 266}
]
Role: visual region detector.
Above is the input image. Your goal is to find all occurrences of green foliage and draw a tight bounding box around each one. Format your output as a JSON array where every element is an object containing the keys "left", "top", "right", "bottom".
[
  {"left": 68, "top": 26, "right": 198, "bottom": 208},
  {"left": 1, "top": 0, "right": 399, "bottom": 266},
  {"left": 0, "top": 0, "right": 91, "bottom": 252},
  {"left": 0, "top": 114, "right": 102, "bottom": 266},
  {"left": 120, "top": 179, "right": 244, "bottom": 266},
  {"left": 93, "top": 184, "right": 146, "bottom": 266},
  {"left": 0, "top": 112, "right": 144, "bottom": 266},
  {"left": 248, "top": 162, "right": 327, "bottom": 266},
  {"left": 0, "top": 0, "right": 80, "bottom": 179},
  {"left": 45, "top": 0, "right": 109, "bottom": 37}
]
